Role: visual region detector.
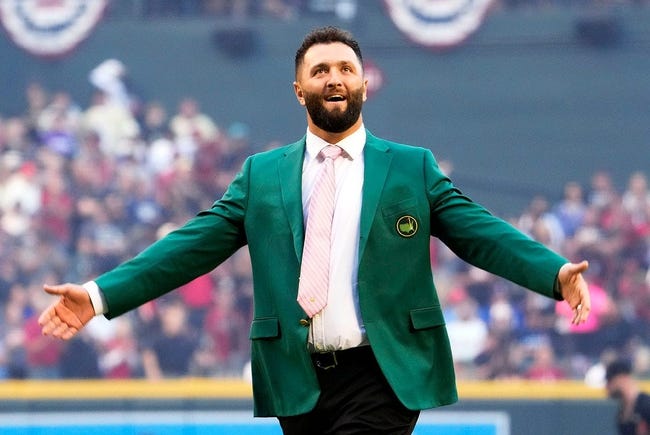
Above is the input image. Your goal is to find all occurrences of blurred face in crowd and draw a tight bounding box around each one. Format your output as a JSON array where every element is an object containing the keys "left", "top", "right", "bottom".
[
  {"left": 178, "top": 98, "right": 199, "bottom": 117},
  {"left": 293, "top": 42, "right": 367, "bottom": 140},
  {"left": 606, "top": 374, "right": 627, "bottom": 400}
]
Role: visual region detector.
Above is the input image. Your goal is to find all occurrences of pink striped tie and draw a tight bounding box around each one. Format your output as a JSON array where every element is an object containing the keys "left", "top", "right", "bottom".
[{"left": 297, "top": 145, "right": 342, "bottom": 318}]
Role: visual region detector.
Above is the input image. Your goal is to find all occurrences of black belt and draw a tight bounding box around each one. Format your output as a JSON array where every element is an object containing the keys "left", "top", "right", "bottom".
[{"left": 311, "top": 346, "right": 374, "bottom": 370}]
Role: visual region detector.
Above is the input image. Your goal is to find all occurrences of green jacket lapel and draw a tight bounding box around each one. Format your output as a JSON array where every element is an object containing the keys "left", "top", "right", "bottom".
[
  {"left": 278, "top": 138, "right": 306, "bottom": 262},
  {"left": 277, "top": 132, "right": 393, "bottom": 264},
  {"left": 359, "top": 132, "right": 392, "bottom": 262}
]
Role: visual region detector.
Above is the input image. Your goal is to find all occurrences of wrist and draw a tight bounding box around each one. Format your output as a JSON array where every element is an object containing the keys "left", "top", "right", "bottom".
[{"left": 83, "top": 281, "right": 107, "bottom": 315}]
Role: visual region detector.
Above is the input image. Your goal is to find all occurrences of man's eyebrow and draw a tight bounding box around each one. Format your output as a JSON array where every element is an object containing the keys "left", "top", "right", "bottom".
[
  {"left": 310, "top": 62, "right": 329, "bottom": 72},
  {"left": 310, "top": 60, "right": 355, "bottom": 72}
]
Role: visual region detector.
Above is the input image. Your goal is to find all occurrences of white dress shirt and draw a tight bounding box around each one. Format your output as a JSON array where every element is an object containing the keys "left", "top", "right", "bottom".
[
  {"left": 302, "top": 126, "right": 366, "bottom": 352},
  {"left": 86, "top": 126, "right": 368, "bottom": 352}
]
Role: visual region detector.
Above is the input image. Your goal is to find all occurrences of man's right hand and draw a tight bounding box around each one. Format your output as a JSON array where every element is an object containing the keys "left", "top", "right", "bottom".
[{"left": 38, "top": 283, "right": 96, "bottom": 340}]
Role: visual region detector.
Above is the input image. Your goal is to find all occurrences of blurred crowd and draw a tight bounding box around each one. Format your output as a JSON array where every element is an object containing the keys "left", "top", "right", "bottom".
[
  {"left": 437, "top": 169, "right": 650, "bottom": 383},
  {"left": 0, "top": 67, "right": 258, "bottom": 380},
  {"left": 0, "top": 66, "right": 649, "bottom": 383}
]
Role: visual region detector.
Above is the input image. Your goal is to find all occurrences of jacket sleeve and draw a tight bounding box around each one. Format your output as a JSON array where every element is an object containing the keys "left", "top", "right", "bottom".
[
  {"left": 424, "top": 150, "right": 566, "bottom": 299},
  {"left": 96, "top": 157, "right": 251, "bottom": 319}
]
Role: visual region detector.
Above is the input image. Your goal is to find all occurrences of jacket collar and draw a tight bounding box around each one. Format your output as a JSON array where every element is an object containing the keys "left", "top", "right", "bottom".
[{"left": 277, "top": 130, "right": 392, "bottom": 263}]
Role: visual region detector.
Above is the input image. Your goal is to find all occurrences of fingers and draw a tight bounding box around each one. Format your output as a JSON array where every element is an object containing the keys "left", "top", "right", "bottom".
[
  {"left": 572, "top": 301, "right": 590, "bottom": 325},
  {"left": 52, "top": 323, "right": 79, "bottom": 340},
  {"left": 570, "top": 285, "right": 592, "bottom": 325},
  {"left": 43, "top": 283, "right": 70, "bottom": 296},
  {"left": 40, "top": 283, "right": 86, "bottom": 340},
  {"left": 39, "top": 305, "right": 64, "bottom": 337},
  {"left": 43, "top": 317, "right": 79, "bottom": 339},
  {"left": 37, "top": 303, "right": 55, "bottom": 326},
  {"left": 39, "top": 304, "right": 81, "bottom": 340},
  {"left": 56, "top": 302, "right": 84, "bottom": 328}
]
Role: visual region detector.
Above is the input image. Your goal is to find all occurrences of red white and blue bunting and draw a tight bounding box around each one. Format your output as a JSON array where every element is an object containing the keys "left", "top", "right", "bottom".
[
  {"left": 0, "top": 0, "right": 107, "bottom": 58},
  {"left": 384, "top": 0, "right": 495, "bottom": 50}
]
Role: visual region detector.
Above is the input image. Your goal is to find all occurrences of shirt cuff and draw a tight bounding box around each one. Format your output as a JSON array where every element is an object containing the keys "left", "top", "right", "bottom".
[{"left": 83, "top": 281, "right": 107, "bottom": 315}]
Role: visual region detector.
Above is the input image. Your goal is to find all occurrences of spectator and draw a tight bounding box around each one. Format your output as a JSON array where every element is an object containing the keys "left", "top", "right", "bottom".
[
  {"left": 615, "top": 255, "right": 650, "bottom": 343},
  {"left": 200, "top": 285, "right": 243, "bottom": 375},
  {"left": 169, "top": 97, "right": 220, "bottom": 154},
  {"left": 518, "top": 195, "right": 565, "bottom": 252},
  {"left": 552, "top": 181, "right": 587, "bottom": 239},
  {"left": 589, "top": 170, "right": 618, "bottom": 212},
  {"left": 446, "top": 296, "right": 489, "bottom": 377},
  {"left": 605, "top": 358, "right": 650, "bottom": 434},
  {"left": 474, "top": 330, "right": 524, "bottom": 380},
  {"left": 58, "top": 329, "right": 101, "bottom": 379},
  {"left": 622, "top": 171, "right": 650, "bottom": 237},
  {"left": 35, "top": 166, "right": 75, "bottom": 248},
  {"left": 23, "top": 82, "right": 49, "bottom": 141},
  {"left": 82, "top": 91, "right": 140, "bottom": 159},
  {"left": 555, "top": 279, "right": 615, "bottom": 359},
  {"left": 37, "top": 91, "right": 82, "bottom": 141},
  {"left": 98, "top": 317, "right": 139, "bottom": 378},
  {"left": 525, "top": 342, "right": 566, "bottom": 381},
  {"left": 88, "top": 59, "right": 132, "bottom": 112},
  {"left": 177, "top": 273, "right": 216, "bottom": 330},
  {"left": 141, "top": 299, "right": 199, "bottom": 379},
  {"left": 141, "top": 101, "right": 170, "bottom": 142},
  {"left": 23, "top": 290, "right": 64, "bottom": 379},
  {"left": 1, "top": 285, "right": 30, "bottom": 378},
  {"left": 2, "top": 117, "right": 32, "bottom": 158}
]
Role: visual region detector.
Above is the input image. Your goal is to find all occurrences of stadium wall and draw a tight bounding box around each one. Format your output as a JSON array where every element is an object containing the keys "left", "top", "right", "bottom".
[{"left": 1, "top": 379, "right": 640, "bottom": 434}]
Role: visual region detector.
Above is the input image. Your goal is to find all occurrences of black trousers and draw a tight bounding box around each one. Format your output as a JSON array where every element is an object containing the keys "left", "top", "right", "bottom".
[{"left": 278, "top": 346, "right": 420, "bottom": 435}]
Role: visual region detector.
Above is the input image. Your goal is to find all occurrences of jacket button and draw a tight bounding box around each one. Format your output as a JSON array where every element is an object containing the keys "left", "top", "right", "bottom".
[{"left": 299, "top": 319, "right": 310, "bottom": 327}]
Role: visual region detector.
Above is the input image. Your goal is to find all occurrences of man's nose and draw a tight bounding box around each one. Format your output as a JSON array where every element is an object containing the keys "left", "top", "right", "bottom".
[{"left": 326, "top": 70, "right": 343, "bottom": 86}]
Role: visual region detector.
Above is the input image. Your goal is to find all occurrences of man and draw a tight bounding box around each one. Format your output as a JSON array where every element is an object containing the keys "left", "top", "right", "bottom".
[
  {"left": 40, "top": 26, "right": 591, "bottom": 434},
  {"left": 606, "top": 359, "right": 650, "bottom": 435}
]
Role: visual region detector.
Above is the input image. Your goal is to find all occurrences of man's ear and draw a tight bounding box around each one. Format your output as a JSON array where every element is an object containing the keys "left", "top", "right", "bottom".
[
  {"left": 362, "top": 78, "right": 369, "bottom": 102},
  {"left": 293, "top": 81, "right": 306, "bottom": 106}
]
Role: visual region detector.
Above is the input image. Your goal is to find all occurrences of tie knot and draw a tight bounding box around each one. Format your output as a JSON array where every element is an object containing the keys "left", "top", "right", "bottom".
[{"left": 320, "top": 145, "right": 342, "bottom": 161}]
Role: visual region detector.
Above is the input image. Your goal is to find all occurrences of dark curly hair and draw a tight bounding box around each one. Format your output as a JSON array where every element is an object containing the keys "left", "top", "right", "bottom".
[{"left": 294, "top": 26, "right": 363, "bottom": 78}]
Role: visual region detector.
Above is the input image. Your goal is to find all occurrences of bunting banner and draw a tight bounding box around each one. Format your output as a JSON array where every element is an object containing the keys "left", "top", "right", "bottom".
[
  {"left": 0, "top": 0, "right": 107, "bottom": 58},
  {"left": 384, "top": 0, "right": 495, "bottom": 50}
]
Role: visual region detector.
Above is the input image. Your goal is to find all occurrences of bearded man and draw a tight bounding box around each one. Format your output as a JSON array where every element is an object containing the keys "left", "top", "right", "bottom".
[{"left": 40, "top": 26, "right": 590, "bottom": 435}]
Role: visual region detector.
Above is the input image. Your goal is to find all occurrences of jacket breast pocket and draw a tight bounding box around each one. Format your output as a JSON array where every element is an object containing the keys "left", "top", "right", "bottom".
[
  {"left": 249, "top": 317, "right": 280, "bottom": 340},
  {"left": 381, "top": 197, "right": 421, "bottom": 238},
  {"left": 409, "top": 306, "right": 445, "bottom": 331}
]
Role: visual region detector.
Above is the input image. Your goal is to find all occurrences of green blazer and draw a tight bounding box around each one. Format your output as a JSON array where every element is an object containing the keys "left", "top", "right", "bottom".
[{"left": 96, "top": 130, "right": 566, "bottom": 417}]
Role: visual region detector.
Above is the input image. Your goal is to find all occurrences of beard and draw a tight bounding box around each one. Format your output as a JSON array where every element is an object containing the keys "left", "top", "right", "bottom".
[{"left": 303, "top": 86, "right": 364, "bottom": 133}]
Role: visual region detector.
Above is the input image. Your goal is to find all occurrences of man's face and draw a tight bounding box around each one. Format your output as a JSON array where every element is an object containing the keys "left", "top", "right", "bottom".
[
  {"left": 294, "top": 42, "right": 367, "bottom": 135},
  {"left": 606, "top": 376, "right": 624, "bottom": 400}
]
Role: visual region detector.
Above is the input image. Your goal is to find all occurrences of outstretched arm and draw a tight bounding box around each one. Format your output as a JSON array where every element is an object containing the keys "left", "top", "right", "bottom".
[
  {"left": 38, "top": 283, "right": 96, "bottom": 340},
  {"left": 558, "top": 261, "right": 591, "bottom": 325}
]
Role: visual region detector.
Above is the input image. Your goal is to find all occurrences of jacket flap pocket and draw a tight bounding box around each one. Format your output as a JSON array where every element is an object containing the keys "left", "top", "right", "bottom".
[
  {"left": 249, "top": 317, "right": 280, "bottom": 340},
  {"left": 410, "top": 306, "right": 445, "bottom": 330},
  {"left": 382, "top": 197, "right": 417, "bottom": 218}
]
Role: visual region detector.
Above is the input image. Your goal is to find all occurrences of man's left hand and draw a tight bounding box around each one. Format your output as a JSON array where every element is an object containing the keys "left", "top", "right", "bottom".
[{"left": 558, "top": 261, "right": 591, "bottom": 325}]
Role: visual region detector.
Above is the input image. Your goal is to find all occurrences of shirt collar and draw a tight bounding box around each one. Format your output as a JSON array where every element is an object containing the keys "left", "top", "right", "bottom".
[{"left": 305, "top": 125, "right": 366, "bottom": 163}]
